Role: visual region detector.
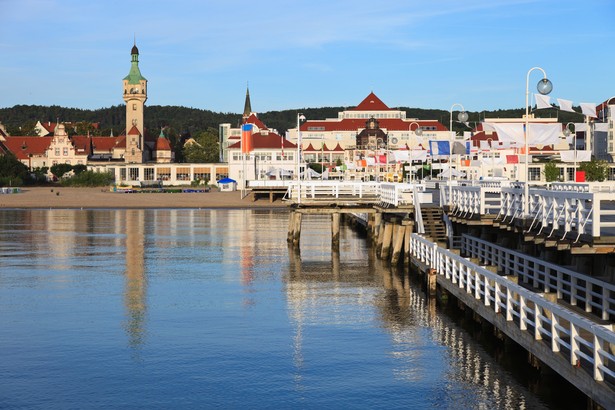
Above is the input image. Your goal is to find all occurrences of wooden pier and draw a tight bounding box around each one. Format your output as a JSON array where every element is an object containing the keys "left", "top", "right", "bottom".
[{"left": 281, "top": 179, "right": 615, "bottom": 409}]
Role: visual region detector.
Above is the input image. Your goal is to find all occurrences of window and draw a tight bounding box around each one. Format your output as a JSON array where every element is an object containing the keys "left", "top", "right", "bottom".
[
  {"left": 129, "top": 167, "right": 139, "bottom": 181},
  {"left": 143, "top": 168, "right": 155, "bottom": 181},
  {"left": 157, "top": 168, "right": 171, "bottom": 181},
  {"left": 133, "top": 104, "right": 137, "bottom": 110},
  {"left": 528, "top": 167, "right": 541, "bottom": 181},
  {"left": 55, "top": 148, "right": 60, "bottom": 156},
  {"left": 63, "top": 147, "right": 68, "bottom": 156},
  {"left": 176, "top": 167, "right": 191, "bottom": 181}
]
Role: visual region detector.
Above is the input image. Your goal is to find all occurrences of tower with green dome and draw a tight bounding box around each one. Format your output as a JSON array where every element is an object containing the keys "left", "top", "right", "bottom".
[{"left": 123, "top": 41, "right": 148, "bottom": 163}]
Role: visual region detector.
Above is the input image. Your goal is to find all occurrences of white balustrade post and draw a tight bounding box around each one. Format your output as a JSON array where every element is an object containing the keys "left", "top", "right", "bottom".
[
  {"left": 570, "top": 324, "right": 579, "bottom": 366},
  {"left": 534, "top": 304, "right": 542, "bottom": 340},
  {"left": 506, "top": 288, "right": 513, "bottom": 321},
  {"left": 551, "top": 313, "right": 560, "bottom": 352},
  {"left": 520, "top": 296, "right": 527, "bottom": 330},
  {"left": 593, "top": 334, "right": 604, "bottom": 381}
]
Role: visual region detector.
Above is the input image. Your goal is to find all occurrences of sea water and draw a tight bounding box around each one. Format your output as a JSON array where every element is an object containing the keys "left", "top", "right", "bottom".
[{"left": 0, "top": 209, "right": 584, "bottom": 409}]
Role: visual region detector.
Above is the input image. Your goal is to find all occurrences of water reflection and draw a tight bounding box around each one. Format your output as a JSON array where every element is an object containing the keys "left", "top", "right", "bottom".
[
  {"left": 285, "top": 236, "right": 548, "bottom": 409},
  {"left": 0, "top": 209, "right": 576, "bottom": 408},
  {"left": 123, "top": 210, "right": 147, "bottom": 351}
]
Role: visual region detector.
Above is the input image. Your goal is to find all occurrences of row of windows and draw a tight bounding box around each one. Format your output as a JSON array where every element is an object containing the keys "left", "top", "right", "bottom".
[
  {"left": 54, "top": 148, "right": 70, "bottom": 156},
  {"left": 232, "top": 152, "right": 295, "bottom": 161},
  {"left": 122, "top": 168, "right": 226, "bottom": 182}
]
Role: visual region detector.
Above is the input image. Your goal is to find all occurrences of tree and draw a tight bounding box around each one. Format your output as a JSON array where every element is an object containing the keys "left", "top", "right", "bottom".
[
  {"left": 544, "top": 161, "right": 560, "bottom": 182},
  {"left": 183, "top": 129, "right": 219, "bottom": 163},
  {"left": 50, "top": 163, "right": 73, "bottom": 178},
  {"left": 578, "top": 160, "right": 608, "bottom": 182},
  {"left": 0, "top": 153, "right": 30, "bottom": 186},
  {"left": 183, "top": 142, "right": 209, "bottom": 163}
]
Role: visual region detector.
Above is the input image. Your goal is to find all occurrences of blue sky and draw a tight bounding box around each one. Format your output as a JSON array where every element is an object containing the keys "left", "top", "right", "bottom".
[{"left": 1, "top": 0, "right": 614, "bottom": 114}]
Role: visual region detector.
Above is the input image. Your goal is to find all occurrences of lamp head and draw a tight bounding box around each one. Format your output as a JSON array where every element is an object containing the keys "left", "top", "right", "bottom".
[
  {"left": 298, "top": 114, "right": 306, "bottom": 122},
  {"left": 537, "top": 78, "right": 553, "bottom": 95},
  {"left": 458, "top": 111, "right": 469, "bottom": 123},
  {"left": 415, "top": 127, "right": 423, "bottom": 136}
]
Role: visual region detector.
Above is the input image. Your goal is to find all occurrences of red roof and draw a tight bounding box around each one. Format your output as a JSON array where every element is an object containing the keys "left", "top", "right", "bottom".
[
  {"left": 228, "top": 132, "right": 297, "bottom": 150},
  {"left": 155, "top": 137, "right": 172, "bottom": 151},
  {"left": 41, "top": 122, "right": 57, "bottom": 134},
  {"left": 92, "top": 136, "right": 121, "bottom": 152},
  {"left": 127, "top": 125, "right": 141, "bottom": 135},
  {"left": 243, "top": 113, "right": 268, "bottom": 130},
  {"left": 70, "top": 136, "right": 92, "bottom": 155},
  {"left": 352, "top": 92, "right": 390, "bottom": 111},
  {"left": 301, "top": 118, "right": 446, "bottom": 132},
  {"left": 3, "top": 136, "right": 52, "bottom": 160}
]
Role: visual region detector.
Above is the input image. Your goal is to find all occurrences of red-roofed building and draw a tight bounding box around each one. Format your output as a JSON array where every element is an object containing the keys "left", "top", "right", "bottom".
[
  {"left": 227, "top": 127, "right": 298, "bottom": 181},
  {"left": 219, "top": 87, "right": 280, "bottom": 163},
  {"left": 286, "top": 91, "right": 450, "bottom": 155}
]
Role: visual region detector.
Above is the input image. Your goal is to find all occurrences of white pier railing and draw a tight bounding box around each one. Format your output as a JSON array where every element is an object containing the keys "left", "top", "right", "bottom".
[
  {"left": 461, "top": 234, "right": 615, "bottom": 321},
  {"left": 286, "top": 181, "right": 380, "bottom": 201},
  {"left": 441, "top": 181, "right": 615, "bottom": 239},
  {"left": 409, "top": 233, "right": 615, "bottom": 386}
]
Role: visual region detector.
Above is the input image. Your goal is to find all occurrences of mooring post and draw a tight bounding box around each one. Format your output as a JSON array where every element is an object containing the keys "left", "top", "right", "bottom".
[
  {"left": 292, "top": 212, "right": 303, "bottom": 247},
  {"left": 367, "top": 214, "right": 374, "bottom": 240},
  {"left": 376, "top": 220, "right": 386, "bottom": 256},
  {"left": 403, "top": 218, "right": 413, "bottom": 265},
  {"left": 287, "top": 210, "right": 295, "bottom": 243},
  {"left": 373, "top": 212, "right": 382, "bottom": 240},
  {"left": 391, "top": 223, "right": 406, "bottom": 265},
  {"left": 331, "top": 212, "right": 340, "bottom": 249},
  {"left": 380, "top": 222, "right": 394, "bottom": 260}
]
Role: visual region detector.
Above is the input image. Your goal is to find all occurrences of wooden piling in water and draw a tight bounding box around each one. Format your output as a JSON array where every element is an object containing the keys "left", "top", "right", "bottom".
[
  {"left": 391, "top": 223, "right": 406, "bottom": 265},
  {"left": 380, "top": 222, "right": 394, "bottom": 260},
  {"left": 331, "top": 212, "right": 340, "bottom": 249},
  {"left": 292, "top": 212, "right": 302, "bottom": 247}
]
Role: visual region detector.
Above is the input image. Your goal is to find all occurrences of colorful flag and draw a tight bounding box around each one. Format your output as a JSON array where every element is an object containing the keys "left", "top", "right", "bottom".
[
  {"left": 241, "top": 124, "right": 253, "bottom": 154},
  {"left": 429, "top": 140, "right": 450, "bottom": 156}
]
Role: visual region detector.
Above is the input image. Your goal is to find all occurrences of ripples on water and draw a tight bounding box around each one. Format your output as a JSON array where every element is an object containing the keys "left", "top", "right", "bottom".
[{"left": 0, "top": 209, "right": 581, "bottom": 409}]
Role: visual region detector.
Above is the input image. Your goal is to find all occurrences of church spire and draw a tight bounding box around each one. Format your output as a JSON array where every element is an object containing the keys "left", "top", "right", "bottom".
[{"left": 243, "top": 84, "right": 252, "bottom": 120}]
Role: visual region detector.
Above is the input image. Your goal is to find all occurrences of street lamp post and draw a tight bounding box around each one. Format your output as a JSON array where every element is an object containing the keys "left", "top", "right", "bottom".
[
  {"left": 296, "top": 113, "right": 306, "bottom": 204},
  {"left": 408, "top": 121, "right": 423, "bottom": 181},
  {"left": 449, "top": 103, "right": 469, "bottom": 206},
  {"left": 524, "top": 67, "right": 553, "bottom": 217},
  {"left": 563, "top": 122, "right": 576, "bottom": 181}
]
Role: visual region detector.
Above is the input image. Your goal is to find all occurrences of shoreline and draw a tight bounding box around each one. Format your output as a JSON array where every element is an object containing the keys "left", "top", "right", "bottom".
[{"left": 0, "top": 187, "right": 290, "bottom": 210}]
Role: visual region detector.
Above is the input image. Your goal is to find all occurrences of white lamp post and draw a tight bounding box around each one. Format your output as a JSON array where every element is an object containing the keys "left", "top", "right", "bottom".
[
  {"left": 449, "top": 103, "right": 469, "bottom": 206},
  {"left": 563, "top": 122, "right": 576, "bottom": 181},
  {"left": 408, "top": 122, "right": 423, "bottom": 181},
  {"left": 296, "top": 113, "right": 306, "bottom": 203},
  {"left": 524, "top": 67, "right": 553, "bottom": 217}
]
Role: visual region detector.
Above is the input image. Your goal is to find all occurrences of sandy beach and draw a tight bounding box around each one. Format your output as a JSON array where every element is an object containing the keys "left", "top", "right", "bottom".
[{"left": 0, "top": 187, "right": 289, "bottom": 209}]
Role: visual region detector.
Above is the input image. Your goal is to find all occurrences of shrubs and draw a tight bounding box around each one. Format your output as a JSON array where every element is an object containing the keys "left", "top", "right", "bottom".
[{"left": 60, "top": 171, "right": 114, "bottom": 187}]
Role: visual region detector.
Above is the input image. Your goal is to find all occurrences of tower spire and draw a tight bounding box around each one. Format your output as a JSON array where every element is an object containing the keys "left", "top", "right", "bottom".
[{"left": 243, "top": 83, "right": 252, "bottom": 121}]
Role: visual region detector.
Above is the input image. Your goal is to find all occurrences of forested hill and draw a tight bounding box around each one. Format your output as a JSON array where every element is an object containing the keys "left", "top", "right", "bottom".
[{"left": 0, "top": 104, "right": 576, "bottom": 137}]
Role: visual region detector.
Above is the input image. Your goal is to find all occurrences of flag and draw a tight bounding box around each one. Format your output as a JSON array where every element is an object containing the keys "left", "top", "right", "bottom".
[
  {"left": 535, "top": 94, "right": 551, "bottom": 109},
  {"left": 557, "top": 98, "right": 575, "bottom": 113},
  {"left": 241, "top": 124, "right": 253, "bottom": 154},
  {"left": 506, "top": 155, "right": 519, "bottom": 164},
  {"left": 580, "top": 103, "right": 597, "bottom": 118},
  {"left": 429, "top": 140, "right": 450, "bottom": 156}
]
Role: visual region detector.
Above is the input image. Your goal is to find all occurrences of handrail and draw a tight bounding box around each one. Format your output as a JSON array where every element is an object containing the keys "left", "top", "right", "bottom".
[
  {"left": 410, "top": 233, "right": 615, "bottom": 388},
  {"left": 460, "top": 234, "right": 615, "bottom": 321}
]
